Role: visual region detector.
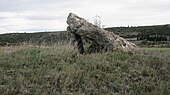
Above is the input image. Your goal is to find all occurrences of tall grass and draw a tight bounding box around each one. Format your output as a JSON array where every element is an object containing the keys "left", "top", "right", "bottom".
[{"left": 0, "top": 44, "right": 169, "bottom": 95}]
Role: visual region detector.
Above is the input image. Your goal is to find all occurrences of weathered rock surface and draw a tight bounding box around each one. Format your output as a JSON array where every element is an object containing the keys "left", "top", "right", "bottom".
[{"left": 67, "top": 13, "right": 137, "bottom": 54}]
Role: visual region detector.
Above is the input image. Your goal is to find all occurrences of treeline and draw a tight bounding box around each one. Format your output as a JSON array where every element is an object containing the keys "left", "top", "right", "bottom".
[
  {"left": 105, "top": 24, "right": 170, "bottom": 41},
  {"left": 0, "top": 31, "right": 70, "bottom": 46},
  {"left": 0, "top": 24, "right": 170, "bottom": 47}
]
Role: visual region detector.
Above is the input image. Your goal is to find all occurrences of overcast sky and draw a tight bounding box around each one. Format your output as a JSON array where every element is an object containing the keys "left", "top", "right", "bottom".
[{"left": 0, "top": 0, "right": 170, "bottom": 34}]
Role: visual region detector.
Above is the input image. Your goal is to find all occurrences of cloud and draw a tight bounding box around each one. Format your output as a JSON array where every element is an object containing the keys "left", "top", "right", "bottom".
[{"left": 0, "top": 0, "right": 170, "bottom": 34}]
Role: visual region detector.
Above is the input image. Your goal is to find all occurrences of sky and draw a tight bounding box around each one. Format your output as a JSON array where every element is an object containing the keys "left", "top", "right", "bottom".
[{"left": 0, "top": 0, "right": 170, "bottom": 34}]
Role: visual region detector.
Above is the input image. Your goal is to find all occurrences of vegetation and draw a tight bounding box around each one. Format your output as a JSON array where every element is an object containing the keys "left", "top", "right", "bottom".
[
  {"left": 0, "top": 43, "right": 169, "bottom": 95},
  {"left": 142, "top": 48, "right": 170, "bottom": 51},
  {"left": 0, "top": 31, "right": 70, "bottom": 46},
  {"left": 93, "top": 15, "right": 102, "bottom": 28},
  {"left": 106, "top": 24, "right": 170, "bottom": 37},
  {"left": 106, "top": 24, "right": 170, "bottom": 47},
  {"left": 141, "top": 48, "right": 170, "bottom": 62},
  {"left": 0, "top": 24, "right": 170, "bottom": 47}
]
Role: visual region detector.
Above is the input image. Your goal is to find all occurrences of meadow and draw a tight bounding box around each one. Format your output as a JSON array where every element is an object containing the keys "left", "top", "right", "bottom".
[
  {"left": 142, "top": 48, "right": 170, "bottom": 62},
  {"left": 0, "top": 44, "right": 170, "bottom": 95}
]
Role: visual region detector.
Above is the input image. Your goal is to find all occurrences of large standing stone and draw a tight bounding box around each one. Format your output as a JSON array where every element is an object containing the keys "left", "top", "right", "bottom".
[{"left": 67, "top": 13, "right": 137, "bottom": 54}]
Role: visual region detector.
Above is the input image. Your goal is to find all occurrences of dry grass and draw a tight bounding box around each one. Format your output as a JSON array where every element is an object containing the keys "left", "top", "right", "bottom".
[{"left": 0, "top": 44, "right": 169, "bottom": 95}]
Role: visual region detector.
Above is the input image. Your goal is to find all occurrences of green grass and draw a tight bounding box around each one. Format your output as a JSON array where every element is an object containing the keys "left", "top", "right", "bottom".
[
  {"left": 0, "top": 44, "right": 170, "bottom": 95},
  {"left": 141, "top": 48, "right": 170, "bottom": 51}
]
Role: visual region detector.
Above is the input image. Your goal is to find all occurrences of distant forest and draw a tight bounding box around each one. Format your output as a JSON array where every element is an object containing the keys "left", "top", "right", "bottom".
[
  {"left": 106, "top": 24, "right": 170, "bottom": 41},
  {"left": 0, "top": 24, "right": 170, "bottom": 47}
]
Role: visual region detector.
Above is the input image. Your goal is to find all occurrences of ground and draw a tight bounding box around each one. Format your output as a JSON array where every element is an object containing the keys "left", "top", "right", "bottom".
[{"left": 0, "top": 44, "right": 170, "bottom": 95}]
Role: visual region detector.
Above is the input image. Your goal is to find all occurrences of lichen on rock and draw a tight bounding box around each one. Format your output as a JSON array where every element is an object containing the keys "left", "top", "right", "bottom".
[{"left": 67, "top": 13, "right": 138, "bottom": 54}]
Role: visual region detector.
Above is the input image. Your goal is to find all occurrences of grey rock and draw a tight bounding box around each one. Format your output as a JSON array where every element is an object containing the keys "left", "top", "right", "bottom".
[{"left": 67, "top": 13, "right": 137, "bottom": 54}]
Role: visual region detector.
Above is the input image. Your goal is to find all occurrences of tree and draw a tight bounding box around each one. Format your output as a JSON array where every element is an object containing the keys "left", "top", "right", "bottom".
[{"left": 93, "top": 15, "right": 102, "bottom": 28}]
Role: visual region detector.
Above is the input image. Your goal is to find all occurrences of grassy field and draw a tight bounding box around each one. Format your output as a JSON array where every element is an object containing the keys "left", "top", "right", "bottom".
[
  {"left": 141, "top": 48, "right": 170, "bottom": 63},
  {"left": 0, "top": 44, "right": 170, "bottom": 95},
  {"left": 142, "top": 48, "right": 170, "bottom": 51}
]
